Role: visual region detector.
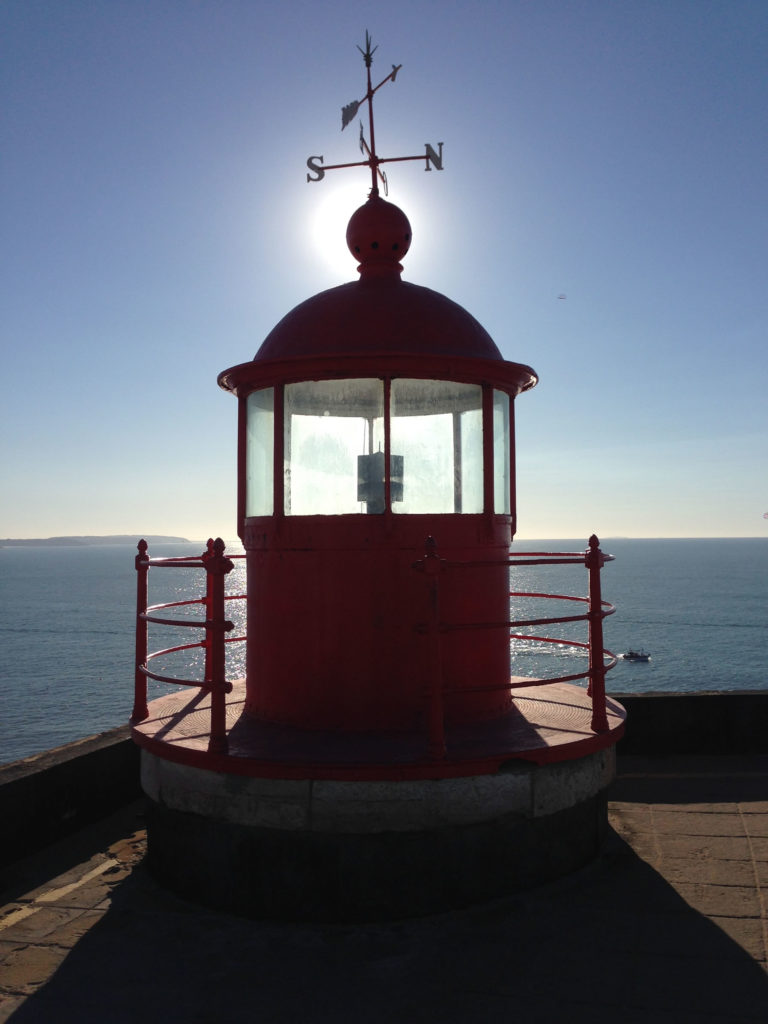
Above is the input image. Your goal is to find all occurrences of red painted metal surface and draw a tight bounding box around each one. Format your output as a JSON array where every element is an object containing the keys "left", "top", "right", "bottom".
[
  {"left": 346, "top": 195, "right": 412, "bottom": 274},
  {"left": 417, "top": 536, "right": 447, "bottom": 759},
  {"left": 232, "top": 281, "right": 528, "bottom": 365},
  {"left": 219, "top": 352, "right": 535, "bottom": 398},
  {"left": 243, "top": 515, "right": 514, "bottom": 731}
]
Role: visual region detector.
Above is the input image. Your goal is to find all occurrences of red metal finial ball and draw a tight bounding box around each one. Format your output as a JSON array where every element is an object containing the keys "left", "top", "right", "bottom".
[{"left": 346, "top": 195, "right": 412, "bottom": 277}]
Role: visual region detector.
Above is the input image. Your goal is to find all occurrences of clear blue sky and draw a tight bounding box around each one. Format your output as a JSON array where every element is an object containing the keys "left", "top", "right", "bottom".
[{"left": 2, "top": 1, "right": 766, "bottom": 540}]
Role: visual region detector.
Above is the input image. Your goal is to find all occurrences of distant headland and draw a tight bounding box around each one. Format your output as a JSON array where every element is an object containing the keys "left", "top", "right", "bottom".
[{"left": 0, "top": 535, "right": 192, "bottom": 548}]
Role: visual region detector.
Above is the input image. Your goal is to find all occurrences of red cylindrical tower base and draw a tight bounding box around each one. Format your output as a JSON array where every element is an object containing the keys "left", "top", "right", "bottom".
[{"left": 243, "top": 515, "right": 513, "bottom": 732}]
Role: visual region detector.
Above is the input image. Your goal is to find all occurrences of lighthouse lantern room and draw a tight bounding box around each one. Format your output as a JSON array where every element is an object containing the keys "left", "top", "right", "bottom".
[
  {"left": 132, "top": 35, "right": 626, "bottom": 920},
  {"left": 219, "top": 188, "right": 538, "bottom": 737}
]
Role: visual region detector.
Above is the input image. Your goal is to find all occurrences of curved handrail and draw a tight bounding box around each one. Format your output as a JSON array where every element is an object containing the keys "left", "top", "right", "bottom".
[
  {"left": 413, "top": 534, "right": 615, "bottom": 755},
  {"left": 133, "top": 538, "right": 245, "bottom": 754}
]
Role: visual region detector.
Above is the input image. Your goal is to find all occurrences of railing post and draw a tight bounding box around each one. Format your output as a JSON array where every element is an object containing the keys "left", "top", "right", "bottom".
[
  {"left": 202, "top": 538, "right": 215, "bottom": 686},
  {"left": 203, "top": 537, "right": 235, "bottom": 755},
  {"left": 132, "top": 539, "right": 149, "bottom": 722},
  {"left": 414, "top": 536, "right": 447, "bottom": 759},
  {"left": 585, "top": 534, "right": 609, "bottom": 732}
]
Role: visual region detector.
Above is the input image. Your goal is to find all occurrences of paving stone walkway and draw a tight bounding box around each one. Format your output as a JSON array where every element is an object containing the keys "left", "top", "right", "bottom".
[{"left": 1, "top": 755, "right": 767, "bottom": 1023}]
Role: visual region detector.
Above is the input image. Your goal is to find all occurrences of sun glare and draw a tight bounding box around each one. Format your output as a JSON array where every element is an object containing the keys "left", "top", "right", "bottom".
[{"left": 310, "top": 182, "right": 367, "bottom": 282}]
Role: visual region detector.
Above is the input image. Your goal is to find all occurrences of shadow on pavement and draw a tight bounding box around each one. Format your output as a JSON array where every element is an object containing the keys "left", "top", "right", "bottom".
[{"left": 8, "top": 825, "right": 768, "bottom": 1023}]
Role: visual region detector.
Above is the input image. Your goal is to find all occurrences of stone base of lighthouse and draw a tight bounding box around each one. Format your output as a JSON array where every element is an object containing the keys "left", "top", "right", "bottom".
[{"left": 140, "top": 745, "right": 615, "bottom": 921}]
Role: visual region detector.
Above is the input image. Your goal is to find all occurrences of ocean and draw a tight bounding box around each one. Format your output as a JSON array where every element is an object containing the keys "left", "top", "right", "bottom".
[{"left": 1, "top": 538, "right": 766, "bottom": 766}]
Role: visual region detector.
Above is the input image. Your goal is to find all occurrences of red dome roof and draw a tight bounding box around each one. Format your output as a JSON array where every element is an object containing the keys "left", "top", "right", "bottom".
[{"left": 254, "top": 277, "right": 504, "bottom": 362}]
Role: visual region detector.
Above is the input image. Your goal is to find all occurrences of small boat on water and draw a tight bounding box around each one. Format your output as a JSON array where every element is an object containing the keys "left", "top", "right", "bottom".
[{"left": 622, "top": 649, "right": 651, "bottom": 662}]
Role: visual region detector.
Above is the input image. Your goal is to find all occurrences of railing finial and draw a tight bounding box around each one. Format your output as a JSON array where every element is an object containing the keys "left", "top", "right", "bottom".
[
  {"left": 585, "top": 534, "right": 605, "bottom": 570},
  {"left": 136, "top": 538, "right": 148, "bottom": 569}
]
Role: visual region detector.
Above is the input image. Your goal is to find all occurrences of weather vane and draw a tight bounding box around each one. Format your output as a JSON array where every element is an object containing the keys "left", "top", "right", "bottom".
[{"left": 306, "top": 31, "right": 444, "bottom": 196}]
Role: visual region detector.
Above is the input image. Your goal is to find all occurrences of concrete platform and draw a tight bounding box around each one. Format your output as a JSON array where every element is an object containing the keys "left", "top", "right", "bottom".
[{"left": 2, "top": 754, "right": 768, "bottom": 1021}]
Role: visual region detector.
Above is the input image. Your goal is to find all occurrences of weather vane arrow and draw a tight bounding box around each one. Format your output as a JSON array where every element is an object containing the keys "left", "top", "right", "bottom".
[{"left": 306, "top": 31, "right": 444, "bottom": 197}]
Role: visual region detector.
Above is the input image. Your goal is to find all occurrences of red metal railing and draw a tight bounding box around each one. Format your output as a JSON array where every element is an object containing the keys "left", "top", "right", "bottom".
[
  {"left": 132, "top": 538, "right": 245, "bottom": 754},
  {"left": 413, "top": 534, "right": 616, "bottom": 758},
  {"left": 134, "top": 534, "right": 614, "bottom": 761}
]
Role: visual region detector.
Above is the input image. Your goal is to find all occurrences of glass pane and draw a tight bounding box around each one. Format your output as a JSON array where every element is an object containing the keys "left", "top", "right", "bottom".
[
  {"left": 459, "top": 406, "right": 483, "bottom": 514},
  {"left": 246, "top": 388, "right": 274, "bottom": 517},
  {"left": 493, "top": 390, "right": 511, "bottom": 514},
  {"left": 391, "top": 380, "right": 483, "bottom": 514},
  {"left": 284, "top": 379, "right": 384, "bottom": 515}
]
